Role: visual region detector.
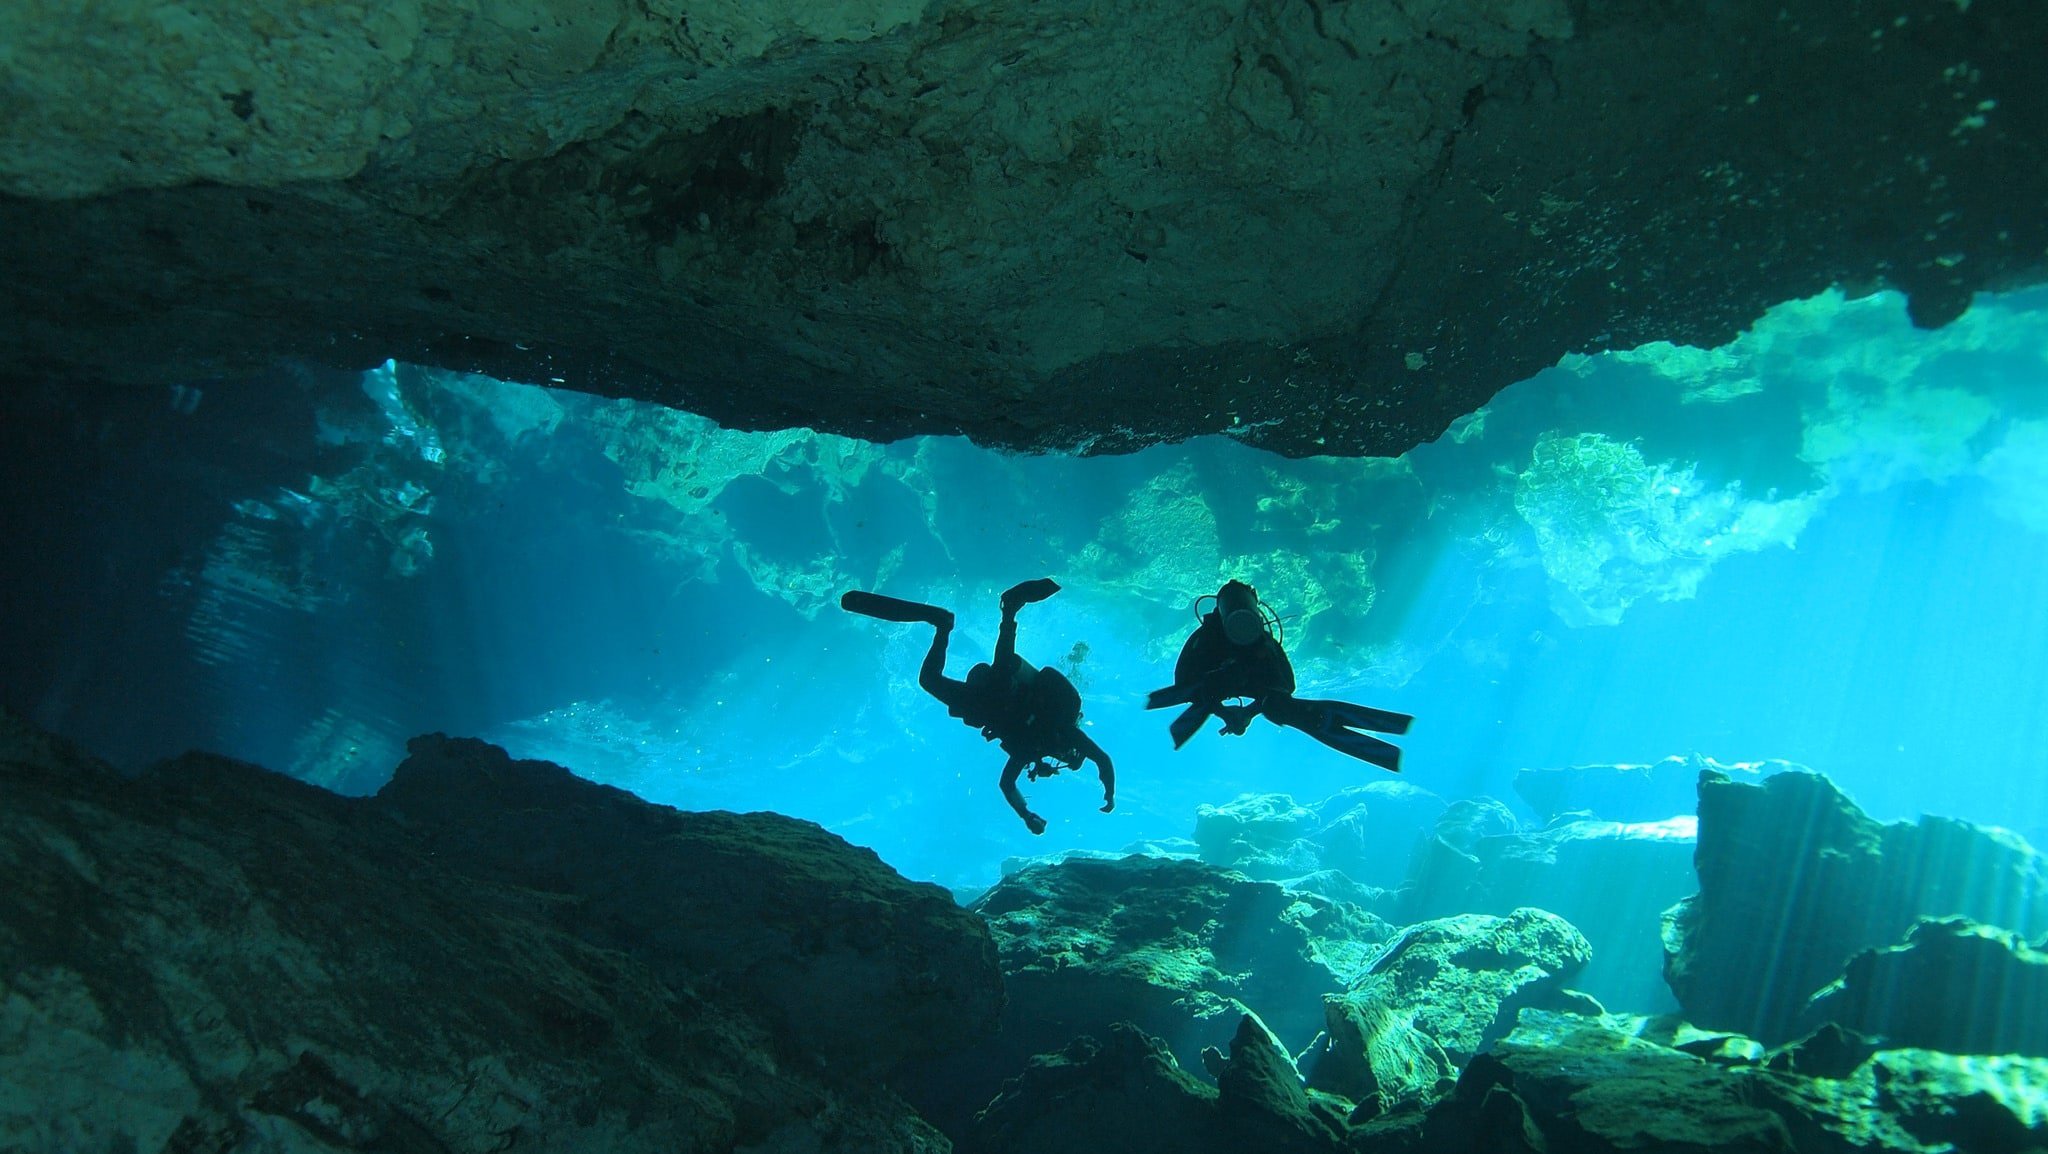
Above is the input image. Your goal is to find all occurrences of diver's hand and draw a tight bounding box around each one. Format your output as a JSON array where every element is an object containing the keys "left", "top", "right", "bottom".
[
  {"left": 1024, "top": 811, "right": 1048, "bottom": 836},
  {"left": 1100, "top": 794, "right": 1115, "bottom": 813}
]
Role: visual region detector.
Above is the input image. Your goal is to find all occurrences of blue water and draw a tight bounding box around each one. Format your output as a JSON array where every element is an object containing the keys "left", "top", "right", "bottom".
[{"left": 7, "top": 288, "right": 2047, "bottom": 893}]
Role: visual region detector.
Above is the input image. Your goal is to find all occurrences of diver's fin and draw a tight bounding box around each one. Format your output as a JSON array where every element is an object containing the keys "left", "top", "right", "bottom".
[
  {"left": 1146, "top": 684, "right": 1197, "bottom": 710},
  {"left": 1306, "top": 726, "right": 1404, "bottom": 773},
  {"left": 1268, "top": 697, "right": 1403, "bottom": 772},
  {"left": 1001, "top": 577, "right": 1062, "bottom": 609},
  {"left": 1168, "top": 705, "right": 1210, "bottom": 750},
  {"left": 1318, "top": 700, "right": 1414, "bottom": 736},
  {"left": 841, "top": 590, "right": 951, "bottom": 626}
]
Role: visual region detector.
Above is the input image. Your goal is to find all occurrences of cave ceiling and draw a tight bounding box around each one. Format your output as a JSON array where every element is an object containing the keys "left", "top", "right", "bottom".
[{"left": 2, "top": 0, "right": 2043, "bottom": 457}]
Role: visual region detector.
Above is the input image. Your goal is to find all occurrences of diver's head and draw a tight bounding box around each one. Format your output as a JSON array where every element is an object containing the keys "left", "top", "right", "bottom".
[{"left": 1216, "top": 579, "right": 1266, "bottom": 646}]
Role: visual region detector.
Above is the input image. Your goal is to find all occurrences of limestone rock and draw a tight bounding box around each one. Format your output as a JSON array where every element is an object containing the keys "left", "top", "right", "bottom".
[
  {"left": 1425, "top": 1010, "right": 2048, "bottom": 1154},
  {"left": 903, "top": 854, "right": 1389, "bottom": 1140},
  {"left": 371, "top": 733, "right": 1002, "bottom": 1079},
  {"left": 968, "top": 1025, "right": 1222, "bottom": 1154},
  {"left": 0, "top": 711, "right": 988, "bottom": 1153},
  {"left": 969, "top": 1016, "right": 1354, "bottom": 1154},
  {"left": 1194, "top": 783, "right": 1446, "bottom": 891},
  {"left": 1192, "top": 793, "right": 1324, "bottom": 881},
  {"left": 1802, "top": 916, "right": 2048, "bottom": 1059},
  {"left": 1402, "top": 814, "right": 1699, "bottom": 1013},
  {"left": 977, "top": 855, "right": 1389, "bottom": 1063},
  {"left": 7, "top": 0, "right": 2044, "bottom": 456},
  {"left": 1512, "top": 755, "right": 1799, "bottom": 825},
  {"left": 1661, "top": 769, "right": 2048, "bottom": 1044},
  {"left": 1307, "top": 908, "right": 1591, "bottom": 1109}
]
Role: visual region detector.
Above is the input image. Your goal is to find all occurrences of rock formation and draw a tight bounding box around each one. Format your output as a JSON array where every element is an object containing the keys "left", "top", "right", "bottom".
[
  {"left": 1511, "top": 755, "right": 1798, "bottom": 826},
  {"left": 901, "top": 853, "right": 1390, "bottom": 1137},
  {"left": 0, "top": 712, "right": 999, "bottom": 1152},
  {"left": 1662, "top": 768, "right": 2048, "bottom": 1044},
  {"left": 1307, "top": 907, "right": 1591, "bottom": 1116},
  {"left": 1802, "top": 916, "right": 2048, "bottom": 1059},
  {"left": 7, "top": 0, "right": 2045, "bottom": 456},
  {"left": 962, "top": 1009, "right": 2048, "bottom": 1153}
]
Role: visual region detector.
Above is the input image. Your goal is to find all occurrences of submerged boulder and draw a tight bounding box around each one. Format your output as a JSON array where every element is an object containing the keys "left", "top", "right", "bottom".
[
  {"left": 0, "top": 713, "right": 992, "bottom": 1153},
  {"left": 1662, "top": 769, "right": 2048, "bottom": 1044},
  {"left": 1802, "top": 916, "right": 2048, "bottom": 1058},
  {"left": 903, "top": 854, "right": 1390, "bottom": 1142},
  {"left": 371, "top": 733, "right": 1001, "bottom": 1079},
  {"left": 1307, "top": 908, "right": 1592, "bottom": 1113},
  {"left": 1512, "top": 755, "right": 1798, "bottom": 825},
  {"left": 1192, "top": 785, "right": 1447, "bottom": 893},
  {"left": 970, "top": 1014, "right": 1354, "bottom": 1154},
  {"left": 974, "top": 855, "right": 1389, "bottom": 1070},
  {"left": 1425, "top": 1010, "right": 2048, "bottom": 1154},
  {"left": 1402, "top": 815, "right": 1699, "bottom": 1013}
]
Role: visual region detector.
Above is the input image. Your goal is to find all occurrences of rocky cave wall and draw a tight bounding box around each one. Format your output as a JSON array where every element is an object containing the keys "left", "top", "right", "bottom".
[{"left": 4, "top": 0, "right": 2044, "bottom": 456}]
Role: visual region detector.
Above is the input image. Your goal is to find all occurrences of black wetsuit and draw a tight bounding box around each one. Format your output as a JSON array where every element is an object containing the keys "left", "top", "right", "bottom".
[{"left": 918, "top": 599, "right": 1113, "bottom": 831}]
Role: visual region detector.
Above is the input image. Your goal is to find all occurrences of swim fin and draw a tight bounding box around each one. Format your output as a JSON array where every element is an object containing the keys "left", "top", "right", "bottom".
[
  {"left": 1168, "top": 705, "right": 1210, "bottom": 750},
  {"left": 1146, "top": 683, "right": 1197, "bottom": 710},
  {"left": 1001, "top": 577, "right": 1062, "bottom": 609},
  {"left": 841, "top": 590, "right": 952, "bottom": 626},
  {"left": 1310, "top": 728, "right": 1403, "bottom": 774},
  {"left": 1318, "top": 700, "right": 1414, "bottom": 736},
  {"left": 1268, "top": 696, "right": 1404, "bottom": 772}
]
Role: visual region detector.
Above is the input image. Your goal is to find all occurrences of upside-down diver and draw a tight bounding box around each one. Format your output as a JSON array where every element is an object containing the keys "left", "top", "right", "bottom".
[{"left": 842, "top": 578, "right": 1114, "bottom": 835}]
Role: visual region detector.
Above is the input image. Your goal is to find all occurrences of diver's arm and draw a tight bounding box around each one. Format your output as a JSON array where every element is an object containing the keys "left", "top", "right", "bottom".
[
  {"left": 999, "top": 753, "right": 1047, "bottom": 834},
  {"left": 1072, "top": 730, "right": 1115, "bottom": 812}
]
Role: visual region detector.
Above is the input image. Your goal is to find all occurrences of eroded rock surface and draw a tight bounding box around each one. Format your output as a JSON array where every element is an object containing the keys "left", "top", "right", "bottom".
[
  {"left": 1662, "top": 769, "right": 2048, "bottom": 1044},
  {"left": 0, "top": 712, "right": 997, "bottom": 1152},
  {"left": 901, "top": 854, "right": 1389, "bottom": 1141},
  {"left": 1307, "top": 907, "right": 1591, "bottom": 1115},
  {"left": 6, "top": 0, "right": 2045, "bottom": 456},
  {"left": 1803, "top": 916, "right": 2048, "bottom": 1059}
]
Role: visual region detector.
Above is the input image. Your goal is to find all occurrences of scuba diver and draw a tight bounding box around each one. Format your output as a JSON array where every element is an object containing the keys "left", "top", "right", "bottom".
[
  {"left": 1146, "top": 579, "right": 1412, "bottom": 772},
  {"left": 841, "top": 578, "right": 1114, "bottom": 835}
]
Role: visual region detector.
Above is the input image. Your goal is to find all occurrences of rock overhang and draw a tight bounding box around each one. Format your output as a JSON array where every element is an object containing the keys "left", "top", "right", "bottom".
[{"left": 3, "top": 0, "right": 2043, "bottom": 458}]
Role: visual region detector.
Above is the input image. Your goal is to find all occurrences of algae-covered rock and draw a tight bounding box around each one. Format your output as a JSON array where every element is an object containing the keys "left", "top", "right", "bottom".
[
  {"left": 1403, "top": 814, "right": 1698, "bottom": 1013},
  {"left": 974, "top": 855, "right": 1391, "bottom": 1068},
  {"left": 1424, "top": 1009, "right": 2048, "bottom": 1154},
  {"left": 1308, "top": 908, "right": 1591, "bottom": 1111},
  {"left": 371, "top": 733, "right": 1002, "bottom": 1080},
  {"left": 1662, "top": 769, "right": 2048, "bottom": 1044},
  {"left": 1192, "top": 793, "right": 1325, "bottom": 881},
  {"left": 0, "top": 712, "right": 978, "bottom": 1153},
  {"left": 1434, "top": 1011, "right": 1794, "bottom": 1153},
  {"left": 969, "top": 1025, "right": 1222, "bottom": 1154},
  {"left": 970, "top": 1016, "right": 1358, "bottom": 1154},
  {"left": 1802, "top": 916, "right": 2048, "bottom": 1058},
  {"left": 1193, "top": 784, "right": 1447, "bottom": 894}
]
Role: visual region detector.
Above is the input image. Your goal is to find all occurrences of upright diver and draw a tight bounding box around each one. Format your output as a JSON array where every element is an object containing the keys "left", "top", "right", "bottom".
[
  {"left": 841, "top": 578, "right": 1114, "bottom": 835},
  {"left": 1146, "top": 579, "right": 1412, "bottom": 772}
]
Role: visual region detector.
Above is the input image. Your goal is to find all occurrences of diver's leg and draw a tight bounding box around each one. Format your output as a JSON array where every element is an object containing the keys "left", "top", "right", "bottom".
[
  {"left": 991, "top": 578, "right": 1058, "bottom": 673},
  {"left": 1000, "top": 754, "right": 1047, "bottom": 835},
  {"left": 918, "top": 619, "right": 970, "bottom": 710}
]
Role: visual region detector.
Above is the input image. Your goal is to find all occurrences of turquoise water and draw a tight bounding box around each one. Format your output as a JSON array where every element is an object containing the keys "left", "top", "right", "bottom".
[{"left": 5, "top": 288, "right": 2046, "bottom": 895}]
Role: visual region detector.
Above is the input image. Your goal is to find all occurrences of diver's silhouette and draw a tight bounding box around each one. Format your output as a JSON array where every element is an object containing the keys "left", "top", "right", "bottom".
[
  {"left": 842, "top": 578, "right": 1114, "bottom": 835},
  {"left": 1146, "top": 579, "right": 1412, "bottom": 772}
]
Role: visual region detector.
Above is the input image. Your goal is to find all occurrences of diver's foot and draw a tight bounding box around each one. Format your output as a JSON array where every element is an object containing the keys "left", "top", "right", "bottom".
[
  {"left": 1002, "top": 578, "right": 1061, "bottom": 612},
  {"left": 1024, "top": 812, "right": 1048, "bottom": 836}
]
